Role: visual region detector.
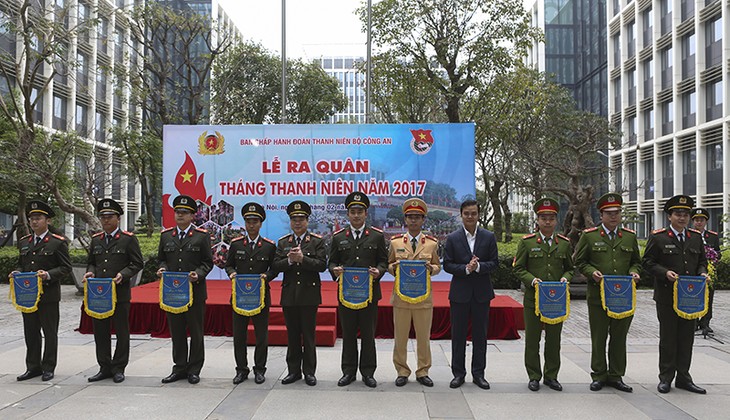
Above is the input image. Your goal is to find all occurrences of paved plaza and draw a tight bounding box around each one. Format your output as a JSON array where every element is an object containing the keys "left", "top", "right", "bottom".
[{"left": 0, "top": 285, "right": 728, "bottom": 419}]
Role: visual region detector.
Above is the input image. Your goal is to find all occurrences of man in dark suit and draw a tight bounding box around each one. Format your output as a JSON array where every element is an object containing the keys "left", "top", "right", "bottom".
[
  {"left": 11, "top": 200, "right": 72, "bottom": 382},
  {"left": 691, "top": 207, "right": 721, "bottom": 334},
  {"left": 225, "top": 202, "right": 277, "bottom": 385},
  {"left": 272, "top": 200, "right": 327, "bottom": 386},
  {"left": 643, "top": 195, "right": 708, "bottom": 394},
  {"left": 328, "top": 192, "right": 388, "bottom": 388},
  {"left": 84, "top": 198, "right": 144, "bottom": 384},
  {"left": 157, "top": 195, "right": 213, "bottom": 385},
  {"left": 443, "top": 199, "right": 499, "bottom": 390}
]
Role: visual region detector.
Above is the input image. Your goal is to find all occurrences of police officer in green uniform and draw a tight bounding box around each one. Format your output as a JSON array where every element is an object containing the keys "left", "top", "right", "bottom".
[
  {"left": 691, "top": 208, "right": 721, "bottom": 334},
  {"left": 272, "top": 200, "right": 327, "bottom": 386},
  {"left": 513, "top": 197, "right": 573, "bottom": 392},
  {"left": 225, "top": 202, "right": 277, "bottom": 385},
  {"left": 574, "top": 193, "right": 640, "bottom": 393},
  {"left": 157, "top": 195, "right": 213, "bottom": 385},
  {"left": 84, "top": 198, "right": 144, "bottom": 384},
  {"left": 643, "top": 195, "right": 708, "bottom": 394},
  {"left": 328, "top": 192, "right": 388, "bottom": 388},
  {"left": 12, "top": 200, "right": 72, "bottom": 382}
]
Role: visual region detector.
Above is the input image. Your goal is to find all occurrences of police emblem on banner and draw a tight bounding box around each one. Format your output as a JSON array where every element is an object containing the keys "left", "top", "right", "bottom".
[
  {"left": 535, "top": 281, "right": 570, "bottom": 324},
  {"left": 198, "top": 130, "right": 225, "bottom": 155},
  {"left": 600, "top": 275, "right": 636, "bottom": 319},
  {"left": 395, "top": 260, "right": 430, "bottom": 304},
  {"left": 232, "top": 274, "right": 265, "bottom": 316},
  {"left": 159, "top": 272, "right": 193, "bottom": 313},
  {"left": 84, "top": 277, "right": 116, "bottom": 319},
  {"left": 339, "top": 267, "right": 372, "bottom": 310},
  {"left": 9, "top": 272, "right": 43, "bottom": 313},
  {"left": 673, "top": 276, "right": 708, "bottom": 319}
]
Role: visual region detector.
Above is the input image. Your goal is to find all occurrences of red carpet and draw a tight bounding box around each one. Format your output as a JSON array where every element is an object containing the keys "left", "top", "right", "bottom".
[{"left": 78, "top": 281, "right": 524, "bottom": 346}]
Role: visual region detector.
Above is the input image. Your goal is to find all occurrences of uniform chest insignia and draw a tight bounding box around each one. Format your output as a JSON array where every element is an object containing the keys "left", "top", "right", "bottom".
[
  {"left": 594, "top": 242, "right": 606, "bottom": 246},
  {"left": 531, "top": 247, "right": 542, "bottom": 252},
  {"left": 340, "top": 240, "right": 349, "bottom": 245},
  {"left": 397, "top": 248, "right": 406, "bottom": 252},
  {"left": 664, "top": 244, "right": 676, "bottom": 249}
]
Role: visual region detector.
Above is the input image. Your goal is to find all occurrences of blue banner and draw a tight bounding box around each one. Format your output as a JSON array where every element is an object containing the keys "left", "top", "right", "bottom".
[
  {"left": 160, "top": 272, "right": 193, "bottom": 313},
  {"left": 339, "top": 267, "right": 372, "bottom": 309},
  {"left": 601, "top": 275, "right": 636, "bottom": 319},
  {"left": 10, "top": 272, "right": 42, "bottom": 313},
  {"left": 395, "top": 260, "right": 431, "bottom": 304},
  {"left": 233, "top": 274, "right": 265, "bottom": 316},
  {"left": 535, "top": 282, "right": 570, "bottom": 324},
  {"left": 84, "top": 278, "right": 116, "bottom": 319},
  {"left": 674, "top": 276, "right": 708, "bottom": 320}
]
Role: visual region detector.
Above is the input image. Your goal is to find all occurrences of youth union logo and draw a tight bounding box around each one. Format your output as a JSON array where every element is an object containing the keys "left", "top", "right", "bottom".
[{"left": 409, "top": 129, "right": 434, "bottom": 155}]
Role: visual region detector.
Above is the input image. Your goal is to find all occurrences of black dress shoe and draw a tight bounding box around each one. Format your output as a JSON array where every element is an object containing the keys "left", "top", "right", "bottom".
[
  {"left": 543, "top": 378, "right": 562, "bottom": 391},
  {"left": 304, "top": 374, "right": 317, "bottom": 386},
  {"left": 528, "top": 380, "right": 540, "bottom": 391},
  {"left": 657, "top": 381, "right": 671, "bottom": 393},
  {"left": 17, "top": 370, "right": 42, "bottom": 381},
  {"left": 254, "top": 372, "right": 265, "bottom": 384},
  {"left": 113, "top": 373, "right": 125, "bottom": 383},
  {"left": 362, "top": 376, "right": 377, "bottom": 388},
  {"left": 233, "top": 371, "right": 248, "bottom": 384},
  {"left": 608, "top": 379, "right": 633, "bottom": 393},
  {"left": 676, "top": 382, "right": 706, "bottom": 394},
  {"left": 281, "top": 373, "right": 301, "bottom": 384},
  {"left": 416, "top": 376, "right": 434, "bottom": 387},
  {"left": 338, "top": 374, "right": 356, "bottom": 387},
  {"left": 41, "top": 372, "right": 54, "bottom": 381},
  {"left": 449, "top": 376, "right": 465, "bottom": 388},
  {"left": 188, "top": 374, "right": 200, "bottom": 384},
  {"left": 395, "top": 376, "right": 408, "bottom": 387},
  {"left": 473, "top": 377, "right": 490, "bottom": 390},
  {"left": 161, "top": 372, "right": 185, "bottom": 384},
  {"left": 590, "top": 380, "right": 603, "bottom": 391},
  {"left": 88, "top": 371, "right": 113, "bottom": 382}
]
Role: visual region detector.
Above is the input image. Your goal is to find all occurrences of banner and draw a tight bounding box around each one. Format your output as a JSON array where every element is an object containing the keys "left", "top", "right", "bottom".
[
  {"left": 535, "top": 281, "right": 570, "bottom": 324},
  {"left": 232, "top": 274, "right": 266, "bottom": 316},
  {"left": 600, "top": 275, "right": 636, "bottom": 319},
  {"left": 159, "top": 272, "right": 193, "bottom": 313},
  {"left": 10, "top": 272, "right": 42, "bottom": 313},
  {"left": 673, "top": 275, "right": 708, "bottom": 320},
  {"left": 162, "top": 124, "right": 476, "bottom": 280},
  {"left": 84, "top": 278, "right": 116, "bottom": 319},
  {"left": 338, "top": 267, "right": 372, "bottom": 309},
  {"left": 395, "top": 260, "right": 431, "bottom": 304}
]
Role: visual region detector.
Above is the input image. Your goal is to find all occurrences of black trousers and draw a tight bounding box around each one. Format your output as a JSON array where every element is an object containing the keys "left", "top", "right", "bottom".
[
  {"left": 167, "top": 296, "right": 206, "bottom": 375},
  {"left": 656, "top": 302, "right": 696, "bottom": 384},
  {"left": 233, "top": 306, "right": 269, "bottom": 374},
  {"left": 92, "top": 301, "right": 130, "bottom": 374},
  {"left": 339, "top": 303, "right": 378, "bottom": 377},
  {"left": 282, "top": 305, "right": 318, "bottom": 376},
  {"left": 450, "top": 298, "right": 490, "bottom": 379},
  {"left": 22, "top": 302, "right": 59, "bottom": 373}
]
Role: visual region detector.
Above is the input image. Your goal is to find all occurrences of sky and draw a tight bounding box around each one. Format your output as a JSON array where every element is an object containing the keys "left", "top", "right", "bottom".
[{"left": 217, "top": 0, "right": 368, "bottom": 60}]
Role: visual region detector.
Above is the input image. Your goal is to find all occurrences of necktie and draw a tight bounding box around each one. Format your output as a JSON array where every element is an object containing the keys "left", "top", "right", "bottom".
[
  {"left": 296, "top": 236, "right": 302, "bottom": 247},
  {"left": 35, "top": 236, "right": 41, "bottom": 245},
  {"left": 608, "top": 231, "right": 615, "bottom": 241},
  {"left": 179, "top": 229, "right": 186, "bottom": 239},
  {"left": 105, "top": 234, "right": 112, "bottom": 245},
  {"left": 411, "top": 237, "right": 417, "bottom": 252},
  {"left": 546, "top": 237, "right": 552, "bottom": 246},
  {"left": 354, "top": 229, "right": 360, "bottom": 241},
  {"left": 250, "top": 240, "right": 256, "bottom": 250},
  {"left": 678, "top": 233, "right": 685, "bottom": 243}
]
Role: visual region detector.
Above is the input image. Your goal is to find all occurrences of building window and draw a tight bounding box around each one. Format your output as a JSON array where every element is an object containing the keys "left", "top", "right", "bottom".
[
  {"left": 644, "top": 159, "right": 655, "bottom": 198},
  {"left": 97, "top": 17, "right": 109, "bottom": 55},
  {"left": 614, "top": 78, "right": 622, "bottom": 112},
  {"left": 613, "top": 35, "right": 621, "bottom": 67},
  {"left": 682, "top": 149, "right": 696, "bottom": 195},
  {"left": 77, "top": 52, "right": 88, "bottom": 86},
  {"left": 644, "top": 109, "right": 654, "bottom": 139},
  {"left": 96, "top": 70, "right": 107, "bottom": 102},
  {"left": 76, "top": 104, "right": 88, "bottom": 137},
  {"left": 643, "top": 9, "right": 653, "bottom": 47},
  {"left": 628, "top": 163, "right": 637, "bottom": 200},
  {"left": 627, "top": 21, "right": 635, "bottom": 58},
  {"left": 643, "top": 58, "right": 653, "bottom": 98},
  {"left": 662, "top": 154, "right": 674, "bottom": 197},
  {"left": 627, "top": 116, "right": 637, "bottom": 145},
  {"left": 681, "top": 91, "right": 696, "bottom": 128},
  {"left": 661, "top": 47, "right": 672, "bottom": 89},
  {"left": 30, "top": 88, "right": 43, "bottom": 124},
  {"left": 706, "top": 144, "right": 722, "bottom": 193},
  {"left": 661, "top": 100, "right": 673, "bottom": 135},
  {"left": 681, "top": 32, "right": 695, "bottom": 79},
  {"left": 95, "top": 111, "right": 106, "bottom": 143},
  {"left": 661, "top": 0, "right": 672, "bottom": 35},
  {"left": 706, "top": 17, "right": 722, "bottom": 68},
  {"left": 680, "top": 0, "right": 694, "bottom": 21},
  {"left": 52, "top": 95, "right": 67, "bottom": 130},
  {"left": 627, "top": 69, "right": 636, "bottom": 106},
  {"left": 112, "top": 161, "right": 122, "bottom": 200},
  {"left": 706, "top": 80, "right": 723, "bottom": 121}
]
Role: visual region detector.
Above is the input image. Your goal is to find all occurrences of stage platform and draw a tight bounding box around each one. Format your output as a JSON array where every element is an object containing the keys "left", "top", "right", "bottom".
[{"left": 78, "top": 281, "right": 524, "bottom": 347}]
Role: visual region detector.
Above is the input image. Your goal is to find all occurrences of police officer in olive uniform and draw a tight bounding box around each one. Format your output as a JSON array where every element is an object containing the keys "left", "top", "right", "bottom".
[
  {"left": 157, "top": 195, "right": 213, "bottom": 385},
  {"left": 643, "top": 195, "right": 708, "bottom": 394},
  {"left": 12, "top": 200, "right": 72, "bottom": 382},
  {"left": 574, "top": 193, "right": 641, "bottom": 393},
  {"left": 272, "top": 200, "right": 327, "bottom": 386},
  {"left": 691, "top": 208, "right": 721, "bottom": 333},
  {"left": 84, "top": 199, "right": 144, "bottom": 384},
  {"left": 328, "top": 192, "right": 388, "bottom": 388},
  {"left": 513, "top": 197, "right": 573, "bottom": 392},
  {"left": 225, "top": 202, "right": 277, "bottom": 385}
]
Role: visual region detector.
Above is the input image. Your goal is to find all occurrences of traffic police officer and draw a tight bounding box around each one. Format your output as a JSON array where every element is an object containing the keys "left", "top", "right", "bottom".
[
  {"left": 272, "top": 200, "right": 327, "bottom": 386},
  {"left": 157, "top": 195, "right": 213, "bottom": 384},
  {"left": 328, "top": 192, "right": 388, "bottom": 388},
  {"left": 574, "top": 193, "right": 640, "bottom": 393},
  {"left": 513, "top": 197, "right": 573, "bottom": 392},
  {"left": 12, "top": 200, "right": 72, "bottom": 382},
  {"left": 643, "top": 195, "right": 708, "bottom": 394},
  {"left": 691, "top": 207, "right": 721, "bottom": 333},
  {"left": 225, "top": 202, "right": 277, "bottom": 385},
  {"left": 84, "top": 199, "right": 144, "bottom": 383}
]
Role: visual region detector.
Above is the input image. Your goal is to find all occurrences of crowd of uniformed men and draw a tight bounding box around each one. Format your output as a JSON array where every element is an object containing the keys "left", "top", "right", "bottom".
[{"left": 9, "top": 191, "right": 717, "bottom": 395}]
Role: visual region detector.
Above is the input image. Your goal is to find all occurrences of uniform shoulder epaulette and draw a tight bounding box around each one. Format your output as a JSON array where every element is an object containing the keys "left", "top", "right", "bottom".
[
  {"left": 425, "top": 234, "right": 438, "bottom": 242},
  {"left": 522, "top": 233, "right": 536, "bottom": 239},
  {"left": 122, "top": 230, "right": 134, "bottom": 236},
  {"left": 621, "top": 227, "right": 635, "bottom": 234},
  {"left": 557, "top": 234, "right": 570, "bottom": 241},
  {"left": 391, "top": 233, "right": 404, "bottom": 240},
  {"left": 161, "top": 227, "right": 174, "bottom": 233},
  {"left": 51, "top": 233, "right": 66, "bottom": 241},
  {"left": 230, "top": 236, "right": 244, "bottom": 243},
  {"left": 583, "top": 227, "right": 599, "bottom": 233},
  {"left": 652, "top": 228, "right": 666, "bottom": 234},
  {"left": 708, "top": 230, "right": 719, "bottom": 236},
  {"left": 278, "top": 233, "right": 291, "bottom": 241},
  {"left": 688, "top": 228, "right": 701, "bottom": 234},
  {"left": 309, "top": 232, "right": 322, "bottom": 239},
  {"left": 332, "top": 227, "right": 346, "bottom": 236},
  {"left": 194, "top": 227, "right": 207, "bottom": 233},
  {"left": 370, "top": 226, "right": 383, "bottom": 233},
  {"left": 20, "top": 234, "right": 31, "bottom": 241},
  {"left": 92, "top": 232, "right": 104, "bottom": 238},
  {"left": 261, "top": 237, "right": 275, "bottom": 244}
]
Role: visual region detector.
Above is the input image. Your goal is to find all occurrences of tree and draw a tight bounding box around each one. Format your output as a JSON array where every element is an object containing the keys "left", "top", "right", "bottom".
[{"left": 286, "top": 59, "right": 347, "bottom": 123}]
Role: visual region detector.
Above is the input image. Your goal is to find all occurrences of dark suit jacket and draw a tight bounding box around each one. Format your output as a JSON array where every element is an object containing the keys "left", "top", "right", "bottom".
[
  {"left": 225, "top": 236, "right": 277, "bottom": 306},
  {"left": 157, "top": 226, "right": 213, "bottom": 301},
  {"left": 17, "top": 232, "right": 72, "bottom": 303},
  {"left": 272, "top": 231, "right": 327, "bottom": 306},
  {"left": 86, "top": 230, "right": 144, "bottom": 303},
  {"left": 327, "top": 225, "right": 388, "bottom": 302},
  {"left": 443, "top": 227, "right": 499, "bottom": 303}
]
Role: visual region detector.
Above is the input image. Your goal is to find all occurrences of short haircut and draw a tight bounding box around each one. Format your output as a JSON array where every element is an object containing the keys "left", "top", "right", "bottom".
[{"left": 460, "top": 199, "right": 480, "bottom": 214}]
